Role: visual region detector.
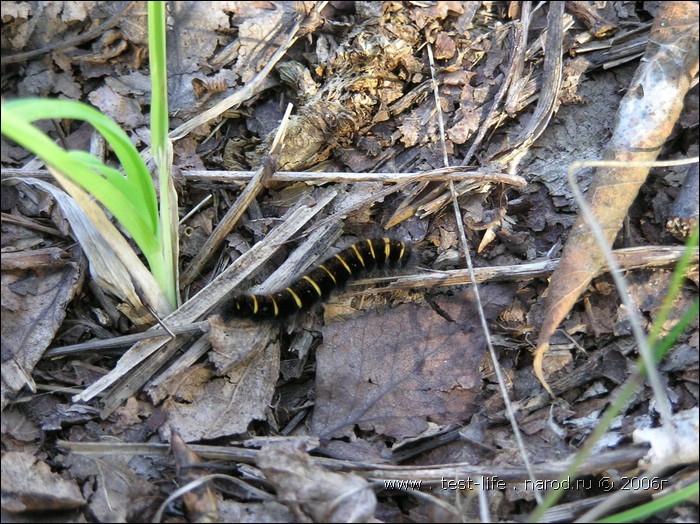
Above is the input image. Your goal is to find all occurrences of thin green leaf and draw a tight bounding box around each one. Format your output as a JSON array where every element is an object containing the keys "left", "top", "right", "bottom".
[
  {"left": 148, "top": 0, "right": 179, "bottom": 308},
  {"left": 597, "top": 482, "right": 699, "bottom": 523},
  {"left": 3, "top": 98, "right": 159, "bottom": 233},
  {"left": 647, "top": 224, "right": 699, "bottom": 345},
  {"left": 66, "top": 150, "right": 151, "bottom": 213},
  {"left": 1, "top": 101, "right": 161, "bottom": 266},
  {"left": 148, "top": 1, "right": 168, "bottom": 161}
]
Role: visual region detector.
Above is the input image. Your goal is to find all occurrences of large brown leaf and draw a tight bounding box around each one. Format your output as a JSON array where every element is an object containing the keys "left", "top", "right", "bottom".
[{"left": 312, "top": 283, "right": 517, "bottom": 440}]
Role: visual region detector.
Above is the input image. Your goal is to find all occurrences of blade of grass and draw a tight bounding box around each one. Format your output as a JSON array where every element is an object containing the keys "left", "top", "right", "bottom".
[
  {"left": 148, "top": 0, "right": 179, "bottom": 308},
  {"left": 528, "top": 222, "right": 699, "bottom": 522},
  {"left": 3, "top": 98, "right": 159, "bottom": 231},
  {"left": 596, "top": 481, "right": 699, "bottom": 523},
  {"left": 1, "top": 103, "right": 161, "bottom": 266},
  {"left": 646, "top": 224, "right": 699, "bottom": 346}
]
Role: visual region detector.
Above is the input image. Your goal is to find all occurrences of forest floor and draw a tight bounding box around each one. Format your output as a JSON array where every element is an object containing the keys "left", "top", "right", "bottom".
[{"left": 1, "top": 2, "right": 698, "bottom": 522}]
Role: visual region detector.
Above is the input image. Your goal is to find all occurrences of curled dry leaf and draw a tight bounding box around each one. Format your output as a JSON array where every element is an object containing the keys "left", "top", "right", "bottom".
[
  {"left": 1, "top": 452, "right": 84, "bottom": 512},
  {"left": 171, "top": 429, "right": 220, "bottom": 522},
  {"left": 256, "top": 440, "right": 376, "bottom": 523},
  {"left": 534, "top": 1, "right": 699, "bottom": 394}
]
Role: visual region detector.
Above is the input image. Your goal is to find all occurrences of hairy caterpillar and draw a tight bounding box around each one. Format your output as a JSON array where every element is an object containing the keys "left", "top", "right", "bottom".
[{"left": 222, "top": 238, "right": 409, "bottom": 320}]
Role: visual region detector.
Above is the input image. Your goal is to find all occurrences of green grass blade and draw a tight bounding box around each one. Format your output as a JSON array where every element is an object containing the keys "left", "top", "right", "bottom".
[
  {"left": 647, "top": 224, "right": 699, "bottom": 350},
  {"left": 597, "top": 482, "right": 699, "bottom": 523},
  {"left": 148, "top": 1, "right": 168, "bottom": 160},
  {"left": 3, "top": 98, "right": 159, "bottom": 233},
  {"left": 148, "top": 0, "right": 179, "bottom": 308},
  {"left": 1, "top": 99, "right": 162, "bottom": 270}
]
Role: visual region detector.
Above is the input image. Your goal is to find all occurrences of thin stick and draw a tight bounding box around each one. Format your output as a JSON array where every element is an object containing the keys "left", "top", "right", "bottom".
[
  {"left": 427, "top": 37, "right": 544, "bottom": 508},
  {"left": 180, "top": 103, "right": 294, "bottom": 286}
]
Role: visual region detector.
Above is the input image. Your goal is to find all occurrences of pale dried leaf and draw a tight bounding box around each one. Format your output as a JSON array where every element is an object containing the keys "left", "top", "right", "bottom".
[{"left": 257, "top": 440, "right": 376, "bottom": 523}]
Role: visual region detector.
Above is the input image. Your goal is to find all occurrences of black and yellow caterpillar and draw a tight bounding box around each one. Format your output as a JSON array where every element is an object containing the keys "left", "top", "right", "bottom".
[{"left": 223, "top": 237, "right": 409, "bottom": 320}]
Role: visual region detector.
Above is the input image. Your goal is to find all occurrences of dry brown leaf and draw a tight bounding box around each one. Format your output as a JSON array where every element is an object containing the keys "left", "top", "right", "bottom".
[
  {"left": 312, "top": 283, "right": 517, "bottom": 440},
  {"left": 87, "top": 84, "right": 144, "bottom": 128},
  {"left": 2, "top": 258, "right": 84, "bottom": 401},
  {"left": 1, "top": 451, "right": 84, "bottom": 512},
  {"left": 534, "top": 1, "right": 699, "bottom": 394},
  {"left": 257, "top": 440, "right": 376, "bottom": 523},
  {"left": 163, "top": 335, "right": 279, "bottom": 442},
  {"left": 171, "top": 429, "right": 220, "bottom": 523},
  {"left": 64, "top": 450, "right": 159, "bottom": 521},
  {"left": 1, "top": 182, "right": 86, "bottom": 407}
]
